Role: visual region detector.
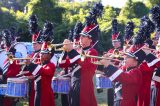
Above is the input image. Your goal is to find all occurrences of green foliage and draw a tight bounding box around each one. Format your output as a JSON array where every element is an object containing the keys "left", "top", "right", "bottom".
[
  {"left": 0, "top": 7, "right": 17, "bottom": 30},
  {"left": 0, "top": 0, "right": 159, "bottom": 53},
  {"left": 146, "top": 0, "right": 160, "bottom": 7},
  {"left": 132, "top": 2, "right": 149, "bottom": 18},
  {"left": 119, "top": 0, "right": 149, "bottom": 19},
  {"left": 26, "top": 0, "right": 65, "bottom": 24}
]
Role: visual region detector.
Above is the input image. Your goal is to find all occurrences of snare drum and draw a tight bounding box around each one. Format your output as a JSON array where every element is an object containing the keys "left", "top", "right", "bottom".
[
  {"left": 0, "top": 84, "right": 7, "bottom": 95},
  {"left": 96, "top": 74, "right": 112, "bottom": 89},
  {"left": 6, "top": 78, "right": 28, "bottom": 97},
  {"left": 52, "top": 77, "right": 70, "bottom": 94}
]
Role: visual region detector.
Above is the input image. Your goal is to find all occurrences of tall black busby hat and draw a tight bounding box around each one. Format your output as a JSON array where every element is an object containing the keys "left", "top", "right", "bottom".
[
  {"left": 111, "top": 18, "right": 121, "bottom": 42},
  {"left": 73, "top": 21, "right": 83, "bottom": 41},
  {"left": 68, "top": 29, "right": 74, "bottom": 42},
  {"left": 124, "top": 21, "right": 135, "bottom": 44},
  {"left": 150, "top": 5, "right": 160, "bottom": 32},
  {"left": 29, "top": 14, "right": 38, "bottom": 24},
  {"left": 112, "top": 19, "right": 118, "bottom": 34},
  {"left": 80, "top": 2, "right": 103, "bottom": 43},
  {"left": 125, "top": 16, "right": 155, "bottom": 63},
  {"left": 2, "top": 29, "right": 12, "bottom": 47},
  {"left": 28, "top": 14, "right": 39, "bottom": 35},
  {"left": 41, "top": 21, "right": 54, "bottom": 42}
]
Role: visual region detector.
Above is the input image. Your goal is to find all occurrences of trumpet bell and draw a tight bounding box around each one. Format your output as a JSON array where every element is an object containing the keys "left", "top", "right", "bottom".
[
  {"left": 156, "top": 45, "right": 160, "bottom": 51},
  {"left": 47, "top": 42, "right": 74, "bottom": 51},
  {"left": 55, "top": 47, "right": 65, "bottom": 51},
  {"left": 81, "top": 55, "right": 86, "bottom": 61}
]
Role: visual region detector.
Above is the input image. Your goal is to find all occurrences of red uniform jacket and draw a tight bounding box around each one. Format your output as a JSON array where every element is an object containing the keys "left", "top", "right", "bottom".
[
  {"left": 104, "top": 65, "right": 143, "bottom": 106},
  {"left": 79, "top": 48, "right": 98, "bottom": 106},
  {"left": 137, "top": 62, "right": 155, "bottom": 106},
  {"left": 144, "top": 53, "right": 160, "bottom": 106},
  {"left": 25, "top": 51, "right": 40, "bottom": 106},
  {"left": 59, "top": 50, "right": 82, "bottom": 106},
  {"left": 2, "top": 59, "right": 21, "bottom": 82},
  {"left": 59, "top": 47, "right": 98, "bottom": 106},
  {"left": 28, "top": 61, "right": 55, "bottom": 106},
  {"left": 137, "top": 53, "right": 160, "bottom": 106},
  {"left": 154, "top": 53, "right": 160, "bottom": 106},
  {"left": 2, "top": 59, "right": 21, "bottom": 106},
  {"left": 154, "top": 69, "right": 160, "bottom": 106}
]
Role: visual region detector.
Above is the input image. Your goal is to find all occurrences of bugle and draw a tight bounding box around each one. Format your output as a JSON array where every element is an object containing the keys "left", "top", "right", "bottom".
[
  {"left": 8, "top": 54, "right": 32, "bottom": 60},
  {"left": 81, "top": 53, "right": 122, "bottom": 65},
  {"left": 47, "top": 42, "right": 74, "bottom": 51},
  {"left": 103, "top": 49, "right": 124, "bottom": 59},
  {"left": 48, "top": 41, "right": 80, "bottom": 51},
  {"left": 8, "top": 54, "right": 35, "bottom": 65}
]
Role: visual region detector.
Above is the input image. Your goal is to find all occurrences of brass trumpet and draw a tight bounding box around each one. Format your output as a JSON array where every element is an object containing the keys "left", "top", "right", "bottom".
[
  {"left": 81, "top": 53, "right": 122, "bottom": 65},
  {"left": 8, "top": 54, "right": 32, "bottom": 60},
  {"left": 104, "top": 49, "right": 125, "bottom": 59},
  {"left": 47, "top": 42, "right": 74, "bottom": 51},
  {"left": 8, "top": 54, "right": 33, "bottom": 65}
]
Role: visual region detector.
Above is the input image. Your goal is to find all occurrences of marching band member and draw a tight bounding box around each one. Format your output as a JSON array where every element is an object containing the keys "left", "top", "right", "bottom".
[
  {"left": 132, "top": 16, "right": 156, "bottom": 106},
  {"left": 28, "top": 20, "right": 56, "bottom": 106},
  {"left": 108, "top": 19, "right": 122, "bottom": 55},
  {"left": 150, "top": 5, "right": 160, "bottom": 106},
  {"left": 58, "top": 29, "right": 73, "bottom": 106},
  {"left": 0, "top": 29, "right": 21, "bottom": 106},
  {"left": 107, "top": 19, "right": 123, "bottom": 106},
  {"left": 59, "top": 3, "right": 103, "bottom": 106},
  {"left": 24, "top": 14, "right": 42, "bottom": 106},
  {"left": 100, "top": 17, "right": 156, "bottom": 105},
  {"left": 0, "top": 29, "right": 19, "bottom": 79},
  {"left": 26, "top": 36, "right": 42, "bottom": 106},
  {"left": 123, "top": 21, "right": 135, "bottom": 51},
  {"left": 78, "top": 25, "right": 99, "bottom": 106},
  {"left": 100, "top": 41, "right": 147, "bottom": 106},
  {"left": 153, "top": 38, "right": 160, "bottom": 106},
  {"left": 29, "top": 14, "right": 42, "bottom": 64},
  {"left": 59, "top": 22, "right": 83, "bottom": 106},
  {"left": 59, "top": 26, "right": 99, "bottom": 106},
  {"left": 58, "top": 38, "right": 81, "bottom": 106},
  {"left": 24, "top": 42, "right": 56, "bottom": 106}
]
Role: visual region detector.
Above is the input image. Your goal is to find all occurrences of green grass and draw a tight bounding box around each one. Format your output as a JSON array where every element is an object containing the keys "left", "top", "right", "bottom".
[
  {"left": 96, "top": 89, "right": 108, "bottom": 106},
  {"left": 15, "top": 89, "right": 108, "bottom": 106},
  {"left": 53, "top": 88, "right": 108, "bottom": 106}
]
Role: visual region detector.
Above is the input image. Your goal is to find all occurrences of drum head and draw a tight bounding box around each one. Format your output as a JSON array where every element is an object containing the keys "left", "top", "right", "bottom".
[
  {"left": 24, "top": 42, "right": 34, "bottom": 55},
  {"left": 0, "top": 50, "right": 7, "bottom": 69},
  {"left": 7, "top": 77, "right": 28, "bottom": 83},
  {"left": 0, "top": 84, "right": 7, "bottom": 88},
  {"left": 53, "top": 77, "right": 70, "bottom": 80},
  {"left": 13, "top": 42, "right": 28, "bottom": 58}
]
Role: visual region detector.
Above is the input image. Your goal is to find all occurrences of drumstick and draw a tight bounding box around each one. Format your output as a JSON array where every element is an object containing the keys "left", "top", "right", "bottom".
[
  {"left": 57, "top": 73, "right": 71, "bottom": 78},
  {"left": 17, "top": 75, "right": 28, "bottom": 79},
  {"left": 16, "top": 71, "right": 29, "bottom": 77}
]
